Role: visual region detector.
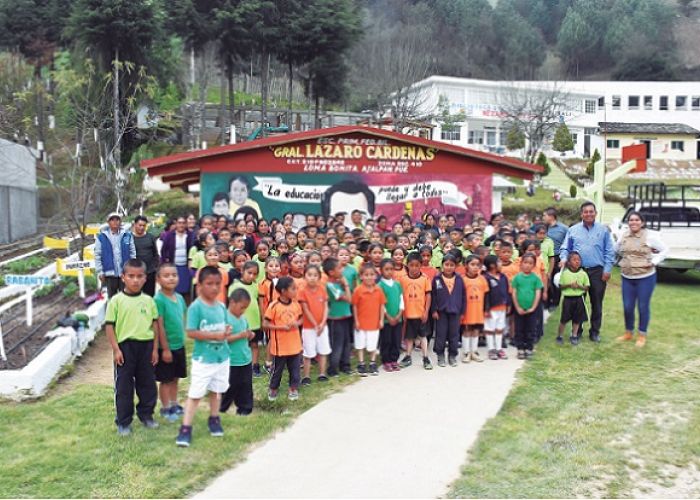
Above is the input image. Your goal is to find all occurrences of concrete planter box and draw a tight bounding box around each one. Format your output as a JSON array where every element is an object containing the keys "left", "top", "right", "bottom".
[{"left": 0, "top": 298, "right": 107, "bottom": 400}]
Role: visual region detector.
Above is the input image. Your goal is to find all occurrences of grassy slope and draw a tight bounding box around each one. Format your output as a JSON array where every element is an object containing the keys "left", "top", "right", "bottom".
[
  {"left": 0, "top": 356, "right": 355, "bottom": 498},
  {"left": 449, "top": 270, "right": 700, "bottom": 498}
]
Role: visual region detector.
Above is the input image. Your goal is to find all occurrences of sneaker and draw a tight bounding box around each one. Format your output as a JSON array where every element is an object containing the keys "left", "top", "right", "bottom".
[
  {"left": 400, "top": 355, "right": 412, "bottom": 368},
  {"left": 288, "top": 389, "right": 299, "bottom": 401},
  {"left": 301, "top": 377, "right": 312, "bottom": 386},
  {"left": 116, "top": 424, "right": 131, "bottom": 437},
  {"left": 317, "top": 374, "right": 329, "bottom": 382},
  {"left": 341, "top": 368, "right": 354, "bottom": 376},
  {"left": 437, "top": 355, "right": 446, "bottom": 367},
  {"left": 357, "top": 363, "right": 368, "bottom": 377},
  {"left": 382, "top": 362, "right": 393, "bottom": 372},
  {"left": 391, "top": 362, "right": 400, "bottom": 371},
  {"left": 556, "top": 336, "right": 563, "bottom": 345},
  {"left": 570, "top": 335, "right": 580, "bottom": 346},
  {"left": 208, "top": 416, "right": 224, "bottom": 437},
  {"left": 263, "top": 362, "right": 273, "bottom": 374},
  {"left": 175, "top": 425, "right": 192, "bottom": 447},
  {"left": 470, "top": 351, "right": 484, "bottom": 363},
  {"left": 461, "top": 352, "right": 471, "bottom": 363},
  {"left": 635, "top": 336, "right": 646, "bottom": 348},
  {"left": 488, "top": 349, "right": 498, "bottom": 360},
  {"left": 423, "top": 357, "right": 433, "bottom": 370},
  {"left": 253, "top": 364, "right": 262, "bottom": 378},
  {"left": 267, "top": 388, "right": 278, "bottom": 401},
  {"left": 617, "top": 332, "right": 634, "bottom": 342},
  {"left": 160, "top": 407, "right": 179, "bottom": 423},
  {"left": 517, "top": 350, "right": 526, "bottom": 360},
  {"left": 448, "top": 355, "right": 457, "bottom": 367},
  {"left": 497, "top": 349, "right": 508, "bottom": 360},
  {"left": 142, "top": 418, "right": 159, "bottom": 429},
  {"left": 174, "top": 404, "right": 184, "bottom": 415},
  {"left": 369, "top": 362, "right": 379, "bottom": 376},
  {"left": 525, "top": 350, "right": 534, "bottom": 359}
]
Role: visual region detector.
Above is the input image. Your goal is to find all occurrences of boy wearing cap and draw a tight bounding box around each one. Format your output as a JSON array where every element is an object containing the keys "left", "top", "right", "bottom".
[{"left": 95, "top": 212, "right": 137, "bottom": 298}]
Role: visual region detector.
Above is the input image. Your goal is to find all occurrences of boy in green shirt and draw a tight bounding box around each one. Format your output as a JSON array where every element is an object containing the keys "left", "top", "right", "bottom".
[
  {"left": 324, "top": 257, "right": 354, "bottom": 376},
  {"left": 378, "top": 259, "right": 404, "bottom": 372},
  {"left": 154, "top": 263, "right": 188, "bottom": 423},
  {"left": 220, "top": 288, "right": 255, "bottom": 415},
  {"left": 228, "top": 261, "right": 262, "bottom": 376},
  {"left": 511, "top": 253, "right": 543, "bottom": 359},
  {"left": 556, "top": 251, "right": 590, "bottom": 346},
  {"left": 105, "top": 259, "right": 160, "bottom": 436}
]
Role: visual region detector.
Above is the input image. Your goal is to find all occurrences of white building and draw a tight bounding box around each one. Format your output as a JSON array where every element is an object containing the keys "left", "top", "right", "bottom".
[{"left": 408, "top": 76, "right": 700, "bottom": 161}]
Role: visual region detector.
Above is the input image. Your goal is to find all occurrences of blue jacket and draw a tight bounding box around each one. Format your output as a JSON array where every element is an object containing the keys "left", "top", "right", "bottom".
[
  {"left": 95, "top": 230, "right": 135, "bottom": 277},
  {"left": 431, "top": 273, "right": 466, "bottom": 316},
  {"left": 483, "top": 271, "right": 510, "bottom": 310}
]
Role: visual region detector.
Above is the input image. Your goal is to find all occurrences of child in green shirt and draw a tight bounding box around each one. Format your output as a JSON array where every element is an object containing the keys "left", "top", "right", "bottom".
[
  {"left": 556, "top": 251, "right": 590, "bottom": 346},
  {"left": 105, "top": 259, "right": 160, "bottom": 436},
  {"left": 378, "top": 259, "right": 404, "bottom": 371},
  {"left": 220, "top": 288, "right": 255, "bottom": 415},
  {"left": 154, "top": 263, "right": 188, "bottom": 423},
  {"left": 511, "top": 253, "right": 543, "bottom": 359},
  {"left": 229, "top": 261, "right": 262, "bottom": 374}
]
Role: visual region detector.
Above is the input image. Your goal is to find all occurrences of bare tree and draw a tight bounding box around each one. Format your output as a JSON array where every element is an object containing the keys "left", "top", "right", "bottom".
[{"left": 497, "top": 81, "right": 577, "bottom": 163}]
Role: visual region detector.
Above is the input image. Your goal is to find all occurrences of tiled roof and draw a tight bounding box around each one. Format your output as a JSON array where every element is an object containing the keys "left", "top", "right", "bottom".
[{"left": 598, "top": 122, "right": 700, "bottom": 135}]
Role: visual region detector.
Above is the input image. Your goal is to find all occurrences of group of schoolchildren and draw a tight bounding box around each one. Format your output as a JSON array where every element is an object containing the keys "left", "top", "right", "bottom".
[{"left": 105, "top": 209, "right": 591, "bottom": 448}]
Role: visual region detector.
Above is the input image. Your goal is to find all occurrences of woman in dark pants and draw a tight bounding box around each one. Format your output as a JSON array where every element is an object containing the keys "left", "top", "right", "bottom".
[{"left": 613, "top": 212, "right": 668, "bottom": 348}]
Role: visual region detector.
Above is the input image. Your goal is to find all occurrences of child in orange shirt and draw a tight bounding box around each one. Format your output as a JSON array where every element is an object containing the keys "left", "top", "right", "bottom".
[
  {"left": 498, "top": 242, "right": 518, "bottom": 346},
  {"left": 351, "top": 263, "right": 386, "bottom": 376},
  {"left": 391, "top": 247, "right": 407, "bottom": 281},
  {"left": 399, "top": 252, "right": 432, "bottom": 370},
  {"left": 258, "top": 256, "right": 281, "bottom": 375},
  {"left": 263, "top": 277, "right": 303, "bottom": 401},
  {"left": 194, "top": 246, "right": 229, "bottom": 304},
  {"left": 483, "top": 255, "right": 510, "bottom": 360},
  {"left": 419, "top": 245, "right": 438, "bottom": 282},
  {"left": 461, "top": 255, "right": 490, "bottom": 363},
  {"left": 299, "top": 265, "right": 329, "bottom": 385}
]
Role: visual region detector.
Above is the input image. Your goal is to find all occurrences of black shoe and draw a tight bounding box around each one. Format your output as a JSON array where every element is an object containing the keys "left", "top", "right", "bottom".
[
  {"left": 517, "top": 350, "right": 526, "bottom": 360},
  {"left": 570, "top": 335, "right": 580, "bottom": 346},
  {"left": 448, "top": 355, "right": 458, "bottom": 367},
  {"left": 437, "top": 355, "right": 446, "bottom": 367},
  {"left": 317, "top": 374, "right": 329, "bottom": 382},
  {"left": 423, "top": 357, "right": 433, "bottom": 370},
  {"left": 556, "top": 336, "right": 563, "bottom": 345},
  {"left": 301, "top": 377, "right": 311, "bottom": 386},
  {"left": 400, "top": 354, "right": 412, "bottom": 368},
  {"left": 369, "top": 362, "right": 379, "bottom": 376},
  {"left": 590, "top": 334, "right": 601, "bottom": 343},
  {"left": 357, "top": 363, "right": 367, "bottom": 377},
  {"left": 176, "top": 425, "right": 192, "bottom": 447},
  {"left": 252, "top": 364, "right": 262, "bottom": 378},
  {"left": 208, "top": 416, "right": 224, "bottom": 437},
  {"left": 341, "top": 368, "right": 354, "bottom": 376},
  {"left": 141, "top": 418, "right": 159, "bottom": 429}
]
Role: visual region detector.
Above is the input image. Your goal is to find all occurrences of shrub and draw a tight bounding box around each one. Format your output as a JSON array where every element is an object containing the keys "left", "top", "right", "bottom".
[
  {"left": 145, "top": 190, "right": 199, "bottom": 219},
  {"left": 586, "top": 149, "right": 600, "bottom": 177},
  {"left": 570, "top": 184, "right": 578, "bottom": 198},
  {"left": 34, "top": 283, "right": 56, "bottom": 298},
  {"left": 4, "top": 255, "right": 50, "bottom": 274},
  {"left": 62, "top": 282, "right": 79, "bottom": 298},
  {"left": 536, "top": 152, "right": 550, "bottom": 176}
]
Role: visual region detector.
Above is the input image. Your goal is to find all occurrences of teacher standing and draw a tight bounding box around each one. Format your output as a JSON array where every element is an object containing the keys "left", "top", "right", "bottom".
[
  {"left": 613, "top": 212, "right": 668, "bottom": 347},
  {"left": 560, "top": 202, "right": 616, "bottom": 342}
]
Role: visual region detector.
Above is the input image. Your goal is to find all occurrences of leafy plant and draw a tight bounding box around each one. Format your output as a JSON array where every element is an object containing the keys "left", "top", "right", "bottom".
[
  {"left": 569, "top": 184, "right": 578, "bottom": 198},
  {"left": 62, "top": 282, "right": 79, "bottom": 298},
  {"left": 34, "top": 283, "right": 56, "bottom": 298},
  {"left": 587, "top": 148, "right": 601, "bottom": 177},
  {"left": 552, "top": 123, "right": 574, "bottom": 153},
  {"left": 3, "top": 255, "right": 50, "bottom": 274},
  {"left": 536, "top": 152, "right": 550, "bottom": 176}
]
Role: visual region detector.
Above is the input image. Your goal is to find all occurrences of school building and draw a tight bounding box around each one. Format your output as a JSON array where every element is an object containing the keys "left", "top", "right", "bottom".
[
  {"left": 141, "top": 126, "right": 541, "bottom": 225},
  {"left": 408, "top": 76, "right": 700, "bottom": 161}
]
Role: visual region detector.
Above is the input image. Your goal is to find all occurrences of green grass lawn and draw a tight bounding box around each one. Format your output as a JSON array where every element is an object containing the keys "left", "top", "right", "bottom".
[
  {"left": 449, "top": 269, "right": 700, "bottom": 498},
  {"left": 0, "top": 351, "right": 355, "bottom": 498}
]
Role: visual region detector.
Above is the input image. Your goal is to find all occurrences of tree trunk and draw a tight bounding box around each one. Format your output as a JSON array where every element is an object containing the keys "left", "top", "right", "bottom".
[
  {"left": 260, "top": 46, "right": 270, "bottom": 134},
  {"left": 34, "top": 65, "right": 45, "bottom": 159},
  {"left": 113, "top": 48, "right": 121, "bottom": 170},
  {"left": 287, "top": 60, "right": 293, "bottom": 129},
  {"left": 314, "top": 93, "right": 320, "bottom": 129},
  {"left": 218, "top": 62, "right": 227, "bottom": 145}
]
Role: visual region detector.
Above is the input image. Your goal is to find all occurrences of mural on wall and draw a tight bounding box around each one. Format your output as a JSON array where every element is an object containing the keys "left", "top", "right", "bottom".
[{"left": 201, "top": 135, "right": 492, "bottom": 225}]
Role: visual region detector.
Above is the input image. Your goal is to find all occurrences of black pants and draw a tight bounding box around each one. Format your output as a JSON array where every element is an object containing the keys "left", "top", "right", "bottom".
[
  {"left": 548, "top": 256, "right": 561, "bottom": 308},
  {"left": 114, "top": 340, "right": 157, "bottom": 427},
  {"left": 534, "top": 301, "right": 545, "bottom": 340},
  {"left": 270, "top": 353, "right": 301, "bottom": 390},
  {"left": 328, "top": 317, "right": 352, "bottom": 375},
  {"left": 220, "top": 363, "right": 253, "bottom": 415},
  {"left": 105, "top": 276, "right": 123, "bottom": 298},
  {"left": 142, "top": 272, "right": 156, "bottom": 297},
  {"left": 515, "top": 310, "right": 538, "bottom": 350},
  {"left": 434, "top": 312, "right": 460, "bottom": 357},
  {"left": 380, "top": 322, "right": 402, "bottom": 364},
  {"left": 585, "top": 266, "right": 607, "bottom": 337}
]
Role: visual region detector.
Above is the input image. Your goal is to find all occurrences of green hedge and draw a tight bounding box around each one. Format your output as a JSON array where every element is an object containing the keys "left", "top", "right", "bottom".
[{"left": 145, "top": 190, "right": 199, "bottom": 219}]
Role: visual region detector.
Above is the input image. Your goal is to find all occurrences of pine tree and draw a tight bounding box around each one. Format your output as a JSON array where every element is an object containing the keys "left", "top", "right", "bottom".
[
  {"left": 587, "top": 148, "right": 601, "bottom": 177},
  {"left": 552, "top": 123, "right": 574, "bottom": 154},
  {"left": 536, "top": 151, "right": 550, "bottom": 177},
  {"left": 506, "top": 126, "right": 525, "bottom": 151}
]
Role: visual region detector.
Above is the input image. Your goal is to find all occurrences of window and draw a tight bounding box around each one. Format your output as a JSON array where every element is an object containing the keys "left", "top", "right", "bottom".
[
  {"left": 692, "top": 96, "right": 700, "bottom": 110},
  {"left": 660, "top": 96, "right": 668, "bottom": 110},
  {"left": 676, "top": 96, "right": 687, "bottom": 110},
  {"left": 671, "top": 141, "right": 685, "bottom": 152},
  {"left": 644, "top": 96, "right": 653, "bottom": 110},
  {"left": 612, "top": 95, "right": 621, "bottom": 110},
  {"left": 468, "top": 130, "right": 483, "bottom": 145},
  {"left": 607, "top": 139, "right": 620, "bottom": 149},
  {"left": 598, "top": 96, "right": 605, "bottom": 108},
  {"left": 440, "top": 126, "right": 460, "bottom": 141},
  {"left": 571, "top": 133, "right": 578, "bottom": 146},
  {"left": 485, "top": 128, "right": 497, "bottom": 146},
  {"left": 584, "top": 127, "right": 597, "bottom": 135},
  {"left": 628, "top": 95, "right": 640, "bottom": 110},
  {"left": 585, "top": 99, "right": 596, "bottom": 113}
]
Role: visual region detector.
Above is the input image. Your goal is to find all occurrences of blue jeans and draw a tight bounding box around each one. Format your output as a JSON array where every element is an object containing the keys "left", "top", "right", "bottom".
[{"left": 621, "top": 273, "right": 657, "bottom": 335}]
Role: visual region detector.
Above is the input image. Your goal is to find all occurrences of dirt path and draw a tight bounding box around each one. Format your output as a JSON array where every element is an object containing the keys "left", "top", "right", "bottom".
[{"left": 52, "top": 332, "right": 113, "bottom": 396}]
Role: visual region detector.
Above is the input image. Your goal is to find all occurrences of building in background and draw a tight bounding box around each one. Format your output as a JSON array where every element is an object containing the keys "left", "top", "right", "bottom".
[
  {"left": 407, "top": 76, "right": 700, "bottom": 161},
  {"left": 598, "top": 123, "right": 699, "bottom": 161},
  {"left": 0, "top": 139, "right": 38, "bottom": 243}
]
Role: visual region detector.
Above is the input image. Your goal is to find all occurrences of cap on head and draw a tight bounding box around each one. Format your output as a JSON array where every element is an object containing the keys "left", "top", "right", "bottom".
[{"left": 107, "top": 212, "right": 121, "bottom": 221}]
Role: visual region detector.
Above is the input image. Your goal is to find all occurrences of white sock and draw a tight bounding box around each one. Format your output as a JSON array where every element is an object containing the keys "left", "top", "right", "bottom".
[
  {"left": 462, "top": 337, "right": 469, "bottom": 356},
  {"left": 469, "top": 336, "right": 478, "bottom": 353},
  {"left": 486, "top": 334, "right": 495, "bottom": 350},
  {"left": 495, "top": 334, "right": 503, "bottom": 351}
]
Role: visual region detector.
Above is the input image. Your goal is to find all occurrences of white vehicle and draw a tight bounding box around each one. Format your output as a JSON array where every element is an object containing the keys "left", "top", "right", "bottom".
[{"left": 612, "top": 183, "right": 700, "bottom": 272}]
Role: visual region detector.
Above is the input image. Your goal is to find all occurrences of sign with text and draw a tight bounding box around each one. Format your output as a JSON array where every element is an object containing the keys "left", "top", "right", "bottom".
[
  {"left": 63, "top": 260, "right": 94, "bottom": 271},
  {"left": 4, "top": 274, "right": 52, "bottom": 287}
]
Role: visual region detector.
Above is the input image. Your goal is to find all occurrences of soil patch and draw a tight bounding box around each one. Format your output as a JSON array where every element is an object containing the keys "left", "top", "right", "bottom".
[{"left": 52, "top": 331, "right": 113, "bottom": 396}]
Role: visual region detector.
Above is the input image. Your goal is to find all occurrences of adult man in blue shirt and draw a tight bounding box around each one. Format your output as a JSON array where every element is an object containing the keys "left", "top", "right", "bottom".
[
  {"left": 95, "top": 212, "right": 136, "bottom": 298},
  {"left": 543, "top": 207, "right": 568, "bottom": 309},
  {"left": 560, "top": 202, "right": 615, "bottom": 343}
]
